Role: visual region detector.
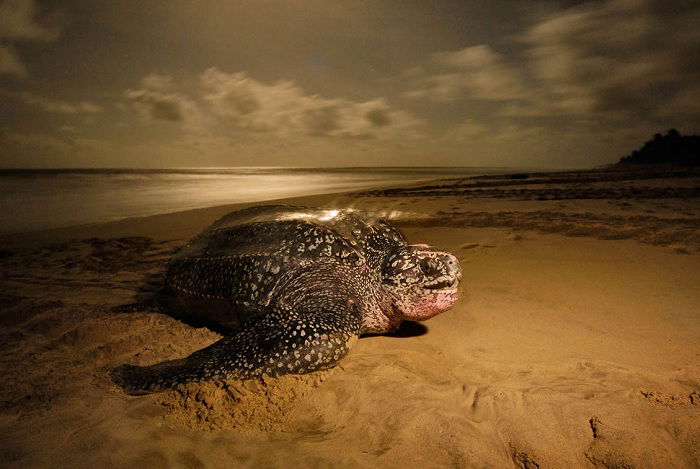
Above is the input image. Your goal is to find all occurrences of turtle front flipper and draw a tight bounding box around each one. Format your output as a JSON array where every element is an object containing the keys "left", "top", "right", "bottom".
[{"left": 111, "top": 302, "right": 362, "bottom": 395}]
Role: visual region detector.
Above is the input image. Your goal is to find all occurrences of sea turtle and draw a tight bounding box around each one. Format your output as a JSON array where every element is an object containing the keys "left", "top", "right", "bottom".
[{"left": 111, "top": 205, "right": 462, "bottom": 394}]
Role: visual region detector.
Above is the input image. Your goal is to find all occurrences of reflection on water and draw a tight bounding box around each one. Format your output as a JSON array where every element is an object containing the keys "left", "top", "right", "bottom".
[{"left": 0, "top": 167, "right": 504, "bottom": 233}]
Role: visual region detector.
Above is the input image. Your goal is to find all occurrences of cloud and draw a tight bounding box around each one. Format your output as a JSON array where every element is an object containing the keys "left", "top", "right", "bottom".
[
  {"left": 0, "top": 44, "right": 26, "bottom": 76},
  {"left": 433, "top": 45, "right": 528, "bottom": 101},
  {"left": 14, "top": 91, "right": 102, "bottom": 113},
  {"left": 0, "top": 126, "right": 120, "bottom": 168},
  {"left": 201, "top": 67, "right": 419, "bottom": 138},
  {"left": 140, "top": 73, "right": 177, "bottom": 91},
  {"left": 0, "top": 88, "right": 102, "bottom": 117},
  {"left": 125, "top": 88, "right": 184, "bottom": 121},
  {"left": 0, "top": 127, "right": 72, "bottom": 155},
  {"left": 444, "top": 119, "right": 490, "bottom": 140},
  {"left": 439, "top": 117, "right": 654, "bottom": 168},
  {"left": 405, "top": 0, "right": 700, "bottom": 125},
  {"left": 124, "top": 68, "right": 421, "bottom": 141},
  {"left": 124, "top": 74, "right": 199, "bottom": 123},
  {"left": 404, "top": 45, "right": 529, "bottom": 103},
  {"left": 0, "top": 0, "right": 59, "bottom": 41},
  {"left": 0, "top": 0, "right": 61, "bottom": 78},
  {"left": 521, "top": 0, "right": 700, "bottom": 119}
]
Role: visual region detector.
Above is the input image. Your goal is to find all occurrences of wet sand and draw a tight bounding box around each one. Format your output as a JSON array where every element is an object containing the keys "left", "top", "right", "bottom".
[{"left": 1, "top": 167, "right": 699, "bottom": 468}]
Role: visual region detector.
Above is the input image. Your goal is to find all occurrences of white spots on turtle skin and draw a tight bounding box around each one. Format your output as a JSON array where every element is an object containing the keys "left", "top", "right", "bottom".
[{"left": 118, "top": 300, "right": 363, "bottom": 392}]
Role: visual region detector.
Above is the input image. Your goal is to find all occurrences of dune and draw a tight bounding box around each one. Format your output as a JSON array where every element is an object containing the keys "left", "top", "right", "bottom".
[{"left": 0, "top": 168, "right": 698, "bottom": 468}]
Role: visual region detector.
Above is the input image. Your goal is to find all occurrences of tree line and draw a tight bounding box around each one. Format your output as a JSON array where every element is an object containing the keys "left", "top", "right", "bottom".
[{"left": 618, "top": 129, "right": 699, "bottom": 166}]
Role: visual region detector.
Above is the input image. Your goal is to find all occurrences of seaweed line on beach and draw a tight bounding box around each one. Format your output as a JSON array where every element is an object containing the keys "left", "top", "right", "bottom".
[
  {"left": 398, "top": 211, "right": 700, "bottom": 252},
  {"left": 365, "top": 168, "right": 700, "bottom": 192},
  {"left": 362, "top": 185, "right": 700, "bottom": 201}
]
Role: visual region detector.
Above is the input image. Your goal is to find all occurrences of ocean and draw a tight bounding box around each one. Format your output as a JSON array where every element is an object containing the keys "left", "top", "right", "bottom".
[{"left": 0, "top": 167, "right": 505, "bottom": 234}]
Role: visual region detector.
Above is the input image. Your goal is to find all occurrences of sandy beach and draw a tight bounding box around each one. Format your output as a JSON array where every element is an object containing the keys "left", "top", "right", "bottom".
[{"left": 1, "top": 167, "right": 699, "bottom": 468}]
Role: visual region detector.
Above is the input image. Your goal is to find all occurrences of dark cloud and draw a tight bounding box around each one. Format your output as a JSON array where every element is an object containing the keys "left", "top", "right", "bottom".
[
  {"left": 125, "top": 88, "right": 184, "bottom": 122},
  {"left": 0, "top": 0, "right": 60, "bottom": 77},
  {"left": 407, "top": 0, "right": 700, "bottom": 126},
  {"left": 0, "top": 0, "right": 58, "bottom": 41},
  {"left": 522, "top": 0, "right": 700, "bottom": 120},
  {"left": 303, "top": 105, "right": 341, "bottom": 135},
  {"left": 366, "top": 107, "right": 391, "bottom": 127},
  {"left": 0, "top": 44, "right": 26, "bottom": 76},
  {"left": 124, "top": 74, "right": 193, "bottom": 123}
]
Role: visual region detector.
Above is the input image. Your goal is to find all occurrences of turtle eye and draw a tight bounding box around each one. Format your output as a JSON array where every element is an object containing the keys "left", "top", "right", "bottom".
[{"left": 419, "top": 258, "right": 439, "bottom": 276}]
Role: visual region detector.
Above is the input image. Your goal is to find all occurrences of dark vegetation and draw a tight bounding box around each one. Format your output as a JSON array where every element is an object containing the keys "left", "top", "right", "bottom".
[{"left": 618, "top": 129, "right": 700, "bottom": 166}]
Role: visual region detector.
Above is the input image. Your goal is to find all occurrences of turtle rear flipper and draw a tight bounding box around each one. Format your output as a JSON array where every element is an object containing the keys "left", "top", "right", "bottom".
[{"left": 111, "top": 302, "right": 361, "bottom": 395}]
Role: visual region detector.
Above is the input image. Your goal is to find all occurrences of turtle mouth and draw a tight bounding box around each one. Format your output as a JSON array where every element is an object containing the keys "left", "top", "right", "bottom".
[{"left": 423, "top": 276, "right": 459, "bottom": 291}]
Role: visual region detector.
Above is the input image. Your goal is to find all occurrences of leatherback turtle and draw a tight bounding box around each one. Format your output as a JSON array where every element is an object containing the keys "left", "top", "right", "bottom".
[{"left": 111, "top": 205, "right": 461, "bottom": 394}]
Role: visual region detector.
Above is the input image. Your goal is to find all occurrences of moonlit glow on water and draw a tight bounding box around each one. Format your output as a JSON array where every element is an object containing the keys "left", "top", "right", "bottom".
[
  {"left": 318, "top": 210, "right": 340, "bottom": 221},
  {"left": 0, "top": 167, "right": 508, "bottom": 233}
]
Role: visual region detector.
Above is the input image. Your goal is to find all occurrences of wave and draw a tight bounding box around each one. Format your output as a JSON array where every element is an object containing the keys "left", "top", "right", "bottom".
[{"left": 0, "top": 167, "right": 515, "bottom": 233}]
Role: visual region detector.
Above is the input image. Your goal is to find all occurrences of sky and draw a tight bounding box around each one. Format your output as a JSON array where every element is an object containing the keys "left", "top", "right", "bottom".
[{"left": 1, "top": 0, "right": 699, "bottom": 169}]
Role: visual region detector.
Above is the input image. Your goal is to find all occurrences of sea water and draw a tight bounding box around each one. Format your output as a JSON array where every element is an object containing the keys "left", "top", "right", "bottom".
[{"left": 0, "top": 167, "right": 502, "bottom": 234}]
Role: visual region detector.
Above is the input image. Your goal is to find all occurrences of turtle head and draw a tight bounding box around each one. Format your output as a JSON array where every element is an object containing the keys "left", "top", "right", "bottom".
[{"left": 382, "top": 244, "right": 462, "bottom": 321}]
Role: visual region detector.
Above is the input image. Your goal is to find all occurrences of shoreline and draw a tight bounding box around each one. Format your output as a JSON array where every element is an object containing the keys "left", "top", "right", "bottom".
[
  {"left": 0, "top": 173, "right": 475, "bottom": 245},
  {"left": 0, "top": 166, "right": 526, "bottom": 238},
  {"left": 1, "top": 166, "right": 699, "bottom": 468},
  {"left": 4, "top": 165, "right": 696, "bottom": 248}
]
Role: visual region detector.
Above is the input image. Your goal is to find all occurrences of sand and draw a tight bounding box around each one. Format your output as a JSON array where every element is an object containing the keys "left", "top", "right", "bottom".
[{"left": 0, "top": 167, "right": 698, "bottom": 468}]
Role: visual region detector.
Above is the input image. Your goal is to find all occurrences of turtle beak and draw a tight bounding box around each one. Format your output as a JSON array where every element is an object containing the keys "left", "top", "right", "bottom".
[{"left": 447, "top": 253, "right": 462, "bottom": 286}]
